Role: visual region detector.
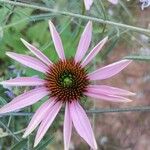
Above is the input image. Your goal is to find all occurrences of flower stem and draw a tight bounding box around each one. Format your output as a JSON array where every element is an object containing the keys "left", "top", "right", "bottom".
[
  {"left": 0, "top": 0, "right": 150, "bottom": 34},
  {"left": 1, "top": 106, "right": 150, "bottom": 117}
]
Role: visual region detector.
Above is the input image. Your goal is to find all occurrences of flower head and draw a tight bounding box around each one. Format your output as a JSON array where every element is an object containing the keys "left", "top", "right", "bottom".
[
  {"left": 140, "top": 0, "right": 150, "bottom": 10},
  {"left": 0, "top": 21, "right": 134, "bottom": 149},
  {"left": 84, "top": 0, "right": 118, "bottom": 10}
]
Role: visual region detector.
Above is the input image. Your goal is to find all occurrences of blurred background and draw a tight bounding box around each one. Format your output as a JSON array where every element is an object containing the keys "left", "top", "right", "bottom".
[{"left": 0, "top": 0, "right": 150, "bottom": 150}]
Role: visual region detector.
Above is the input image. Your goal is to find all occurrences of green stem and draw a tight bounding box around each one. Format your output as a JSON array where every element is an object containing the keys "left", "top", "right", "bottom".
[
  {"left": 1, "top": 106, "right": 150, "bottom": 116},
  {"left": 0, "top": 0, "right": 150, "bottom": 34},
  {"left": 98, "top": 0, "right": 107, "bottom": 35}
]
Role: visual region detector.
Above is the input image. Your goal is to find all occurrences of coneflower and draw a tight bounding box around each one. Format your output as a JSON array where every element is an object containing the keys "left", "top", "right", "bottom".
[{"left": 0, "top": 21, "right": 135, "bottom": 150}]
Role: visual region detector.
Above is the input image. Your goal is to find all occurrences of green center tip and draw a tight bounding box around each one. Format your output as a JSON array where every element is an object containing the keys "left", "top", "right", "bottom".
[{"left": 63, "top": 77, "right": 73, "bottom": 87}]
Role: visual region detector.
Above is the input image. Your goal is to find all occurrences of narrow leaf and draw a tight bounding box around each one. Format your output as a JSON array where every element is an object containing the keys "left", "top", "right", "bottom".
[
  {"left": 124, "top": 55, "right": 150, "bottom": 61},
  {"left": 11, "top": 139, "right": 28, "bottom": 150},
  {"left": 33, "top": 136, "right": 54, "bottom": 150}
]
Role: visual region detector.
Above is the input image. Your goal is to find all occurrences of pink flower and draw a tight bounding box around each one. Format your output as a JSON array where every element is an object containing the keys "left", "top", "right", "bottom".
[
  {"left": 84, "top": 0, "right": 118, "bottom": 10},
  {"left": 0, "top": 21, "right": 134, "bottom": 149},
  {"left": 84, "top": 0, "right": 93, "bottom": 10}
]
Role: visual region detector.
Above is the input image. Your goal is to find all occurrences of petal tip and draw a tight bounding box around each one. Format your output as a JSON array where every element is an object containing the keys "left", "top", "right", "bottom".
[
  {"left": 20, "top": 38, "right": 27, "bottom": 44},
  {"left": 33, "top": 143, "right": 37, "bottom": 148},
  {"left": 88, "top": 20, "right": 92, "bottom": 25},
  {"left": 6, "top": 52, "right": 11, "bottom": 56},
  {"left": 6, "top": 52, "right": 15, "bottom": 58},
  {"left": 93, "top": 141, "right": 98, "bottom": 150},
  {"left": 48, "top": 20, "right": 52, "bottom": 24},
  {"left": 124, "top": 99, "right": 133, "bottom": 103},
  {"left": 48, "top": 20, "right": 54, "bottom": 32},
  {"left": 101, "top": 36, "right": 108, "bottom": 45},
  {"left": 124, "top": 59, "right": 133, "bottom": 63},
  {"left": 104, "top": 36, "right": 109, "bottom": 41},
  {"left": 0, "top": 81, "right": 4, "bottom": 85},
  {"left": 48, "top": 20, "right": 53, "bottom": 28},
  {"left": 22, "top": 133, "right": 27, "bottom": 139},
  {"left": 108, "top": 0, "right": 118, "bottom": 5},
  {"left": 20, "top": 38, "right": 31, "bottom": 49},
  {"left": 20, "top": 38, "right": 24, "bottom": 42},
  {"left": 129, "top": 92, "right": 136, "bottom": 96},
  {"left": 87, "top": 21, "right": 92, "bottom": 29},
  {"left": 34, "top": 139, "right": 40, "bottom": 147}
]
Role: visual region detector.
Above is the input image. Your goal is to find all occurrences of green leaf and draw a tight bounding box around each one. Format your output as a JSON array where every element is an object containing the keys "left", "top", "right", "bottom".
[
  {"left": 26, "top": 21, "right": 50, "bottom": 44},
  {"left": 33, "top": 136, "right": 53, "bottom": 150},
  {"left": 124, "top": 55, "right": 150, "bottom": 61},
  {"left": 0, "top": 96, "right": 7, "bottom": 105},
  {"left": 0, "top": 7, "right": 10, "bottom": 22},
  {"left": 2, "top": 29, "right": 25, "bottom": 54},
  {"left": 11, "top": 139, "right": 28, "bottom": 150},
  {"left": 11, "top": 7, "right": 33, "bottom": 32}
]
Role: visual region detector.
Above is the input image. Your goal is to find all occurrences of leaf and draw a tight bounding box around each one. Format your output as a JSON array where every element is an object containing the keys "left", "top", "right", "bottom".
[
  {"left": 0, "top": 7, "right": 10, "bottom": 22},
  {"left": 33, "top": 136, "right": 54, "bottom": 150},
  {"left": 11, "top": 139, "right": 28, "bottom": 150},
  {"left": 0, "top": 96, "right": 7, "bottom": 105},
  {"left": 26, "top": 21, "right": 50, "bottom": 44},
  {"left": 2, "top": 29, "right": 25, "bottom": 54},
  {"left": 124, "top": 55, "right": 150, "bottom": 61},
  {"left": 11, "top": 7, "right": 33, "bottom": 32}
]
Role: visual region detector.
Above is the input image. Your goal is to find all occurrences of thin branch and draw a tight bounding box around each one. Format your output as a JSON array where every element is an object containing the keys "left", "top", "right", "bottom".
[
  {"left": 88, "top": 106, "right": 150, "bottom": 114},
  {"left": 0, "top": 128, "right": 25, "bottom": 138},
  {"left": 0, "top": 0, "right": 150, "bottom": 34},
  {"left": 0, "top": 121, "right": 20, "bottom": 141},
  {"left": 1, "top": 106, "right": 150, "bottom": 117}
]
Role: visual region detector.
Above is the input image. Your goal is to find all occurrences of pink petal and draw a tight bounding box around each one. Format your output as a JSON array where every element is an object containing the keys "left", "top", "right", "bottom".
[
  {"left": 21, "top": 38, "right": 53, "bottom": 66},
  {"left": 108, "top": 0, "right": 118, "bottom": 5},
  {"left": 81, "top": 36, "right": 108, "bottom": 67},
  {"left": 48, "top": 21, "right": 65, "bottom": 60},
  {"left": 85, "top": 92, "right": 132, "bottom": 103},
  {"left": 75, "top": 21, "right": 92, "bottom": 63},
  {"left": 0, "top": 87, "right": 49, "bottom": 114},
  {"left": 88, "top": 59, "right": 132, "bottom": 81},
  {"left": 70, "top": 101, "right": 97, "bottom": 150},
  {"left": 87, "top": 85, "right": 136, "bottom": 96},
  {"left": 0, "top": 77, "right": 45, "bottom": 86},
  {"left": 84, "top": 0, "right": 93, "bottom": 10},
  {"left": 34, "top": 101, "right": 62, "bottom": 147},
  {"left": 6, "top": 52, "right": 49, "bottom": 73},
  {"left": 23, "top": 98, "right": 56, "bottom": 138},
  {"left": 64, "top": 102, "right": 72, "bottom": 150}
]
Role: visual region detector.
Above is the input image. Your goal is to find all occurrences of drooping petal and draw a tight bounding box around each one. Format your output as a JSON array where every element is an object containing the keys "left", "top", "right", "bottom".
[
  {"left": 70, "top": 101, "right": 97, "bottom": 150},
  {"left": 87, "top": 85, "right": 136, "bottom": 96},
  {"left": 75, "top": 21, "right": 92, "bottom": 63},
  {"left": 108, "top": 0, "right": 118, "bottom": 5},
  {"left": 64, "top": 102, "right": 72, "bottom": 150},
  {"left": 0, "top": 87, "right": 49, "bottom": 114},
  {"left": 81, "top": 36, "right": 108, "bottom": 67},
  {"left": 48, "top": 21, "right": 65, "bottom": 60},
  {"left": 84, "top": 0, "right": 93, "bottom": 10},
  {"left": 21, "top": 38, "right": 53, "bottom": 66},
  {"left": 6, "top": 52, "right": 49, "bottom": 73},
  {"left": 23, "top": 98, "right": 56, "bottom": 138},
  {"left": 34, "top": 101, "right": 62, "bottom": 147},
  {"left": 88, "top": 59, "right": 132, "bottom": 81},
  {"left": 0, "top": 77, "right": 45, "bottom": 86},
  {"left": 85, "top": 92, "right": 132, "bottom": 103}
]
